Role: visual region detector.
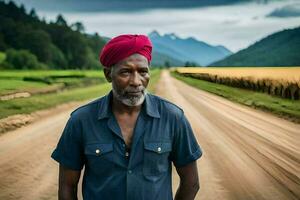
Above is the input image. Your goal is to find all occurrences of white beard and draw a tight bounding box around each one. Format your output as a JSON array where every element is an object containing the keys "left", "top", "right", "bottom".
[{"left": 112, "top": 84, "right": 147, "bottom": 107}]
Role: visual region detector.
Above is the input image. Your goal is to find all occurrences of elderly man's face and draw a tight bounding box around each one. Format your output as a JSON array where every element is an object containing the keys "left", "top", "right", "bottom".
[{"left": 104, "top": 53, "right": 150, "bottom": 106}]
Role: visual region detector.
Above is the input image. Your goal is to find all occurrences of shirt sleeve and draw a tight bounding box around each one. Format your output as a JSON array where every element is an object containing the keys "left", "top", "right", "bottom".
[
  {"left": 51, "top": 115, "right": 84, "bottom": 171},
  {"left": 171, "top": 112, "right": 203, "bottom": 167}
]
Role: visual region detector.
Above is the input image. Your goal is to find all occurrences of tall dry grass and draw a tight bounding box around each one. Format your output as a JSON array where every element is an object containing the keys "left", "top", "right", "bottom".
[{"left": 176, "top": 67, "right": 300, "bottom": 100}]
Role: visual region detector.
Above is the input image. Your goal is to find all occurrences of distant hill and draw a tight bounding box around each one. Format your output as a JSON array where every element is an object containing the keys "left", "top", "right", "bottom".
[
  {"left": 210, "top": 27, "right": 300, "bottom": 67},
  {"left": 151, "top": 51, "right": 185, "bottom": 67},
  {"left": 149, "top": 31, "right": 232, "bottom": 66}
]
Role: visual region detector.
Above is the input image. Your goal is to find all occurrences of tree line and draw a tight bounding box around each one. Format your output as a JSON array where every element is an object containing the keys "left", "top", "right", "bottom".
[{"left": 0, "top": 1, "right": 107, "bottom": 69}]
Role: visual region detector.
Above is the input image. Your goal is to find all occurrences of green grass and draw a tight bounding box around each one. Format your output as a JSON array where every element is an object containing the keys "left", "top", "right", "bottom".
[
  {"left": 0, "top": 84, "right": 111, "bottom": 119},
  {"left": 0, "top": 69, "right": 160, "bottom": 95},
  {"left": 0, "top": 70, "right": 105, "bottom": 79},
  {"left": 0, "top": 52, "right": 6, "bottom": 64},
  {"left": 171, "top": 71, "right": 300, "bottom": 123},
  {"left": 0, "top": 70, "right": 106, "bottom": 96},
  {"left": 0, "top": 69, "right": 162, "bottom": 119},
  {"left": 0, "top": 79, "right": 49, "bottom": 95},
  {"left": 148, "top": 69, "right": 161, "bottom": 93}
]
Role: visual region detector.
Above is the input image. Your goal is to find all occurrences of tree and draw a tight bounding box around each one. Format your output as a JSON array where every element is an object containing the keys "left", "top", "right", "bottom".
[
  {"left": 19, "top": 30, "right": 52, "bottom": 63},
  {"left": 164, "top": 61, "right": 170, "bottom": 68},
  {"left": 0, "top": 1, "right": 109, "bottom": 69},
  {"left": 184, "top": 61, "right": 197, "bottom": 67},
  {"left": 56, "top": 14, "right": 67, "bottom": 26},
  {"left": 5, "top": 48, "right": 44, "bottom": 69},
  {"left": 85, "top": 33, "right": 106, "bottom": 59},
  {"left": 48, "top": 44, "right": 68, "bottom": 69},
  {"left": 0, "top": 33, "right": 7, "bottom": 50},
  {"left": 0, "top": 17, "right": 21, "bottom": 48},
  {"left": 62, "top": 31, "right": 89, "bottom": 68},
  {"left": 71, "top": 22, "right": 85, "bottom": 33},
  {"left": 5, "top": 1, "right": 27, "bottom": 20},
  {"left": 29, "top": 8, "right": 38, "bottom": 20},
  {"left": 20, "top": 4, "right": 26, "bottom": 14}
]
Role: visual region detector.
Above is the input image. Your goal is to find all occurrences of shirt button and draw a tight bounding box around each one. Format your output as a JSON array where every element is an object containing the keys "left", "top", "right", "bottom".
[
  {"left": 157, "top": 147, "right": 161, "bottom": 153},
  {"left": 95, "top": 149, "right": 100, "bottom": 154},
  {"left": 125, "top": 152, "right": 129, "bottom": 157},
  {"left": 122, "top": 144, "right": 125, "bottom": 148},
  {"left": 128, "top": 170, "right": 132, "bottom": 174}
]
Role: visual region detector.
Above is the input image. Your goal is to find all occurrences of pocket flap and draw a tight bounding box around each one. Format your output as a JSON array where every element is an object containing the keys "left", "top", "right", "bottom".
[
  {"left": 144, "top": 142, "right": 172, "bottom": 154},
  {"left": 84, "top": 143, "right": 113, "bottom": 156}
]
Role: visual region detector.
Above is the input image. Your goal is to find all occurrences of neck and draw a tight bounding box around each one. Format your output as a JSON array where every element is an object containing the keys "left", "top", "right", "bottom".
[{"left": 111, "top": 94, "right": 142, "bottom": 115}]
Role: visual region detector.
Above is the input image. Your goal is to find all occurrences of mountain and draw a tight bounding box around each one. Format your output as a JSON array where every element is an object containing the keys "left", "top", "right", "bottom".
[
  {"left": 149, "top": 31, "right": 232, "bottom": 66},
  {"left": 151, "top": 51, "right": 185, "bottom": 67},
  {"left": 210, "top": 26, "right": 300, "bottom": 67},
  {"left": 11, "top": 0, "right": 251, "bottom": 12}
]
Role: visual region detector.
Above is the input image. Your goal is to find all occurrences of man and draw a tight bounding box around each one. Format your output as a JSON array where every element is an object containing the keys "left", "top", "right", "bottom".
[{"left": 51, "top": 34, "right": 202, "bottom": 200}]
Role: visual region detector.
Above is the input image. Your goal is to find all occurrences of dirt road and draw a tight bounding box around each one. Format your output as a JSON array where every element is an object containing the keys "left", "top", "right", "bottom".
[{"left": 0, "top": 70, "right": 299, "bottom": 200}]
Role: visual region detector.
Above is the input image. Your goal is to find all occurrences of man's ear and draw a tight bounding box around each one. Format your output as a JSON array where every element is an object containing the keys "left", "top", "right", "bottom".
[{"left": 103, "top": 67, "right": 112, "bottom": 83}]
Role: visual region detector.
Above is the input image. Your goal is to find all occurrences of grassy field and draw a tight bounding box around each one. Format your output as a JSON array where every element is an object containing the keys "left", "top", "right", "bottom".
[
  {"left": 0, "top": 84, "right": 111, "bottom": 119},
  {"left": 148, "top": 69, "right": 161, "bottom": 93},
  {"left": 0, "top": 79, "right": 49, "bottom": 95},
  {"left": 0, "top": 70, "right": 105, "bottom": 78},
  {"left": 0, "top": 70, "right": 107, "bottom": 96},
  {"left": 176, "top": 67, "right": 300, "bottom": 82},
  {"left": 176, "top": 67, "right": 300, "bottom": 100},
  {"left": 0, "top": 69, "right": 161, "bottom": 119},
  {"left": 171, "top": 71, "right": 300, "bottom": 123}
]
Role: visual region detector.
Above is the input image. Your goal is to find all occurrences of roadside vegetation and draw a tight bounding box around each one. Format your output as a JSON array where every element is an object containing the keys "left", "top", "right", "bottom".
[
  {"left": 176, "top": 67, "right": 300, "bottom": 100},
  {"left": 0, "top": 70, "right": 106, "bottom": 96},
  {"left": 0, "top": 69, "right": 161, "bottom": 119},
  {"left": 171, "top": 70, "right": 300, "bottom": 123}
]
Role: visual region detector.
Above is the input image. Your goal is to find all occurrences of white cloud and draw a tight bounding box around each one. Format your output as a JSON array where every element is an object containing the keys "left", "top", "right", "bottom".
[{"left": 37, "top": 0, "right": 300, "bottom": 52}]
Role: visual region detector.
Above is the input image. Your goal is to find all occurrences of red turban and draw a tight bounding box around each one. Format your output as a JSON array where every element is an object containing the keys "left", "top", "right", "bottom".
[{"left": 99, "top": 34, "right": 152, "bottom": 67}]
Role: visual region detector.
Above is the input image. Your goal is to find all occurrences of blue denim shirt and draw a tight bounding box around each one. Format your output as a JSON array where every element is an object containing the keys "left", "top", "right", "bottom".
[{"left": 51, "top": 90, "right": 202, "bottom": 200}]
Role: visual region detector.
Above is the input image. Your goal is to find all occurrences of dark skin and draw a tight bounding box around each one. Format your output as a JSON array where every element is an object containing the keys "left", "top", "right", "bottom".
[
  {"left": 105, "top": 53, "right": 150, "bottom": 148},
  {"left": 58, "top": 54, "right": 200, "bottom": 200},
  {"left": 174, "top": 161, "right": 200, "bottom": 200}
]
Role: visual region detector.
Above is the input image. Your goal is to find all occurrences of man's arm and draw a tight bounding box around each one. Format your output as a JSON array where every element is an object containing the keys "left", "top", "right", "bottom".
[
  {"left": 174, "top": 161, "right": 200, "bottom": 200},
  {"left": 58, "top": 165, "right": 81, "bottom": 200}
]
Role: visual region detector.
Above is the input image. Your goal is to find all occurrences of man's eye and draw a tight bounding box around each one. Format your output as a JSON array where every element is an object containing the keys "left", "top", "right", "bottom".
[{"left": 140, "top": 71, "right": 148, "bottom": 75}]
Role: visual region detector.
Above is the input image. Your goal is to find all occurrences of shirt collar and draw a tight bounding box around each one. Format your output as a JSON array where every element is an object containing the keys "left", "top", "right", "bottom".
[{"left": 97, "top": 90, "right": 160, "bottom": 120}]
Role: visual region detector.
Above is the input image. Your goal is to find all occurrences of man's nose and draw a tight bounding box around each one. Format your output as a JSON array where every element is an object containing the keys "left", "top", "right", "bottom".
[{"left": 130, "top": 72, "right": 142, "bottom": 86}]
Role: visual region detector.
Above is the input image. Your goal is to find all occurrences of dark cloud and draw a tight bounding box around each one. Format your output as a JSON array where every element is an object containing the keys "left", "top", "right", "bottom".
[
  {"left": 10, "top": 0, "right": 251, "bottom": 12},
  {"left": 267, "top": 3, "right": 300, "bottom": 18}
]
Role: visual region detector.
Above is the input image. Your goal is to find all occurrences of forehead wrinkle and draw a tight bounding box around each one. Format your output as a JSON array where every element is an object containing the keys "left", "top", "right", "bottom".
[
  {"left": 113, "top": 53, "right": 149, "bottom": 72},
  {"left": 117, "top": 60, "right": 149, "bottom": 69}
]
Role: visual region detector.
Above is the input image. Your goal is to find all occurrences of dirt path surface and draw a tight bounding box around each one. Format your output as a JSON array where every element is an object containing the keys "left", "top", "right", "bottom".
[
  {"left": 157, "top": 70, "right": 300, "bottom": 200},
  {"left": 0, "top": 70, "right": 299, "bottom": 200}
]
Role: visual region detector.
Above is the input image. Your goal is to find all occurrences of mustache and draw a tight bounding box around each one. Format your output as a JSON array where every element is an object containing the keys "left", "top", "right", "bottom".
[{"left": 125, "top": 86, "right": 145, "bottom": 93}]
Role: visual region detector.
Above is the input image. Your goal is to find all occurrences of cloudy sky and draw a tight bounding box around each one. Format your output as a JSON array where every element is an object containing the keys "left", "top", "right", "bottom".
[{"left": 12, "top": 0, "right": 300, "bottom": 52}]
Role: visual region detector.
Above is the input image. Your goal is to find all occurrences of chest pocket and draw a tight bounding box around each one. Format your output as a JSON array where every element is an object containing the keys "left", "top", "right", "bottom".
[
  {"left": 143, "top": 141, "right": 172, "bottom": 176},
  {"left": 84, "top": 143, "right": 115, "bottom": 176}
]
